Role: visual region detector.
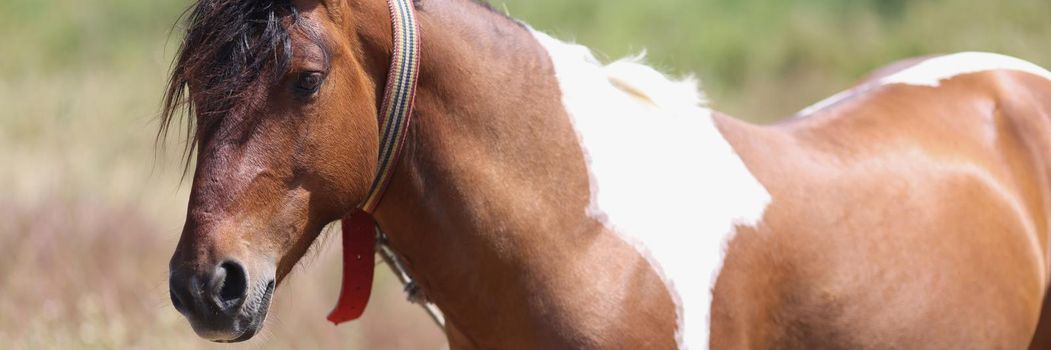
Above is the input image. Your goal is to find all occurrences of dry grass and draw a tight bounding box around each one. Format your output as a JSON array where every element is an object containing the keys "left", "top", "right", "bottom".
[{"left": 0, "top": 195, "right": 445, "bottom": 348}]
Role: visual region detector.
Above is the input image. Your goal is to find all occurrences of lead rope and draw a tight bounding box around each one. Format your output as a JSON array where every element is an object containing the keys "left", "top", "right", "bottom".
[{"left": 377, "top": 230, "right": 446, "bottom": 328}]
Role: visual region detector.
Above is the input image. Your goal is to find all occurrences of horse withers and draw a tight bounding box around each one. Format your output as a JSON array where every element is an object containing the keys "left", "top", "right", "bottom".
[{"left": 162, "top": 0, "right": 1051, "bottom": 348}]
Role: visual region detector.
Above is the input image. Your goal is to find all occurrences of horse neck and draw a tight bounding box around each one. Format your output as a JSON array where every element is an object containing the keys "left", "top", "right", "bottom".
[{"left": 352, "top": 0, "right": 595, "bottom": 332}]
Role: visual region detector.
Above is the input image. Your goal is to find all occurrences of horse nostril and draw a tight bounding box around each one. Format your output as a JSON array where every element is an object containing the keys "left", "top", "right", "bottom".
[
  {"left": 171, "top": 289, "right": 186, "bottom": 313},
  {"left": 169, "top": 276, "right": 190, "bottom": 314},
  {"left": 217, "top": 261, "right": 248, "bottom": 303}
]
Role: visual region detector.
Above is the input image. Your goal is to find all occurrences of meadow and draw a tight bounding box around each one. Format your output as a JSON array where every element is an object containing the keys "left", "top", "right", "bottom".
[{"left": 1, "top": 0, "right": 1048, "bottom": 348}]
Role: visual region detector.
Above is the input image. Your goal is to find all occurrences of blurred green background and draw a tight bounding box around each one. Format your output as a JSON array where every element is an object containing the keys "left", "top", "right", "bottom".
[{"left": 1, "top": 0, "right": 1048, "bottom": 348}]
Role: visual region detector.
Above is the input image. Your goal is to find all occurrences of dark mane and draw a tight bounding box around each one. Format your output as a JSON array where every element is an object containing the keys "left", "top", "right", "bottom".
[
  {"left": 158, "top": 0, "right": 513, "bottom": 162},
  {"left": 159, "top": 0, "right": 299, "bottom": 160}
]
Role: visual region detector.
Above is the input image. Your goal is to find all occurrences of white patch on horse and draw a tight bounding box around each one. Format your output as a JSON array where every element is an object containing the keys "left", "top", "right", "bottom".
[
  {"left": 796, "top": 52, "right": 1051, "bottom": 117},
  {"left": 532, "top": 30, "right": 772, "bottom": 349},
  {"left": 881, "top": 52, "right": 1051, "bottom": 87}
]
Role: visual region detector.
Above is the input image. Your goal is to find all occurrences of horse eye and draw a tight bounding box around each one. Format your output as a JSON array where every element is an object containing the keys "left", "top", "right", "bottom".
[{"left": 294, "top": 72, "right": 325, "bottom": 96}]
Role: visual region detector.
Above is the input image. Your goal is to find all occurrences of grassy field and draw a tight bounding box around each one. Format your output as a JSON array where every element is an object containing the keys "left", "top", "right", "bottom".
[
  {"left": 1, "top": 0, "right": 1049, "bottom": 348},
  {"left": 500, "top": 0, "right": 1051, "bottom": 120}
]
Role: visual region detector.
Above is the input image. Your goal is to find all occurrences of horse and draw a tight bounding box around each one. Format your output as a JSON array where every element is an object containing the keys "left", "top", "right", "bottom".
[{"left": 161, "top": 0, "right": 1051, "bottom": 348}]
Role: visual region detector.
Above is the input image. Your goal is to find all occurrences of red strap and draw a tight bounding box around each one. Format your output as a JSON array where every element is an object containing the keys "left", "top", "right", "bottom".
[
  {"left": 327, "top": 211, "right": 377, "bottom": 324},
  {"left": 328, "top": 0, "right": 420, "bottom": 326}
]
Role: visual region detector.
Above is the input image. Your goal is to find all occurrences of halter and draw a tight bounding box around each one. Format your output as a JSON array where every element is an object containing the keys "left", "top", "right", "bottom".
[{"left": 327, "top": 0, "right": 441, "bottom": 326}]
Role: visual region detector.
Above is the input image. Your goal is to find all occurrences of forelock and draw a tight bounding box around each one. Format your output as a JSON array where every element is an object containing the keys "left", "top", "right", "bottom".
[{"left": 160, "top": 0, "right": 303, "bottom": 167}]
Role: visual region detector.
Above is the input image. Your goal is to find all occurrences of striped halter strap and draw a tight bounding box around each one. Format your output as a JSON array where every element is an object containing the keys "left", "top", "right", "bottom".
[{"left": 327, "top": 0, "right": 421, "bottom": 325}]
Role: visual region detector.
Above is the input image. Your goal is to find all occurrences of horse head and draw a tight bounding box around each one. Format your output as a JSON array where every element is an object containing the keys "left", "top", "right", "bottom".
[{"left": 162, "top": 0, "right": 387, "bottom": 341}]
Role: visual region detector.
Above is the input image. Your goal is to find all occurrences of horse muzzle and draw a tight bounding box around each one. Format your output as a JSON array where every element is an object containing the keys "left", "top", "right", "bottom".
[{"left": 169, "top": 259, "right": 276, "bottom": 342}]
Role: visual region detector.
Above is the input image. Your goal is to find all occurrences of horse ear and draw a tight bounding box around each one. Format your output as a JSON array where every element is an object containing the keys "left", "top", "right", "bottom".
[{"left": 313, "top": 0, "right": 348, "bottom": 26}]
